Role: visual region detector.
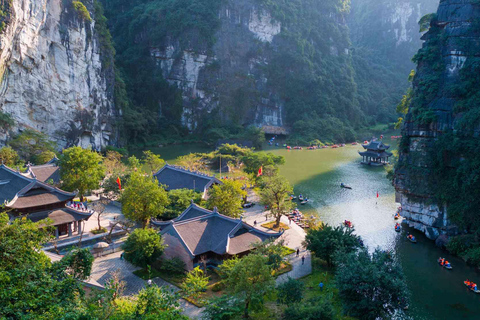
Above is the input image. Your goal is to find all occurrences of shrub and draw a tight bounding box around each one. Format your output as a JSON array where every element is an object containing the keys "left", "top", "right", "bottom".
[
  {"left": 210, "top": 282, "right": 225, "bottom": 292},
  {"left": 446, "top": 234, "right": 476, "bottom": 255},
  {"left": 159, "top": 257, "right": 186, "bottom": 274},
  {"left": 72, "top": 1, "right": 92, "bottom": 22},
  {"left": 283, "top": 300, "right": 335, "bottom": 320},
  {"left": 277, "top": 277, "right": 304, "bottom": 304},
  {"left": 465, "top": 247, "right": 480, "bottom": 268},
  {"left": 122, "top": 228, "right": 166, "bottom": 268}
]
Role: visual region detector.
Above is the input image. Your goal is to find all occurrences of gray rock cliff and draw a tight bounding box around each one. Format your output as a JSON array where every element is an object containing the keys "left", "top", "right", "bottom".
[{"left": 0, "top": 0, "right": 117, "bottom": 149}]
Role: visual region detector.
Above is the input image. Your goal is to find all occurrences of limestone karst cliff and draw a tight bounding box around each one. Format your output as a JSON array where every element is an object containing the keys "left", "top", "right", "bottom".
[
  {"left": 395, "top": 0, "right": 480, "bottom": 239},
  {"left": 0, "top": 0, "right": 117, "bottom": 149}
]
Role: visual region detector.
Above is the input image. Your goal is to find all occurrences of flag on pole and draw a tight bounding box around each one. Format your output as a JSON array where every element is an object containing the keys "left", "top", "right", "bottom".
[
  {"left": 376, "top": 191, "right": 379, "bottom": 198},
  {"left": 257, "top": 166, "right": 263, "bottom": 177},
  {"left": 116, "top": 177, "right": 122, "bottom": 190}
]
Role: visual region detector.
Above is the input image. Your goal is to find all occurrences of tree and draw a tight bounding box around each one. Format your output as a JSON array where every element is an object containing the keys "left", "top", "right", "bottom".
[
  {"left": 277, "top": 277, "right": 304, "bottom": 304},
  {"left": 91, "top": 198, "right": 110, "bottom": 232},
  {"left": 122, "top": 228, "right": 166, "bottom": 268},
  {"left": 335, "top": 248, "right": 409, "bottom": 320},
  {"left": 0, "top": 146, "right": 21, "bottom": 167},
  {"left": 202, "top": 295, "right": 243, "bottom": 320},
  {"left": 221, "top": 254, "right": 275, "bottom": 318},
  {"left": 103, "top": 150, "right": 126, "bottom": 174},
  {"left": 241, "top": 152, "right": 285, "bottom": 176},
  {"left": 176, "top": 153, "right": 208, "bottom": 172},
  {"left": 57, "top": 248, "right": 94, "bottom": 280},
  {"left": 164, "top": 188, "right": 204, "bottom": 220},
  {"left": 35, "top": 150, "right": 56, "bottom": 165},
  {"left": 9, "top": 129, "right": 56, "bottom": 163},
  {"left": 304, "top": 224, "right": 361, "bottom": 267},
  {"left": 59, "top": 146, "right": 105, "bottom": 201},
  {"left": 142, "top": 150, "right": 165, "bottom": 173},
  {"left": 135, "top": 284, "right": 188, "bottom": 319},
  {"left": 121, "top": 172, "right": 169, "bottom": 227},
  {"left": 259, "top": 174, "right": 294, "bottom": 228},
  {"left": 0, "top": 213, "right": 91, "bottom": 318},
  {"left": 181, "top": 266, "right": 209, "bottom": 300},
  {"left": 206, "top": 180, "right": 246, "bottom": 218}
]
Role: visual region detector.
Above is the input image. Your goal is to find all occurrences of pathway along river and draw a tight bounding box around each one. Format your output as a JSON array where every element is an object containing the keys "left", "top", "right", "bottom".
[{"left": 157, "top": 138, "right": 480, "bottom": 319}]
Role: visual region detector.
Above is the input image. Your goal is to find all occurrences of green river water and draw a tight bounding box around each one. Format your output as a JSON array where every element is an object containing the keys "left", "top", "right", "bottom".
[{"left": 155, "top": 137, "right": 480, "bottom": 319}]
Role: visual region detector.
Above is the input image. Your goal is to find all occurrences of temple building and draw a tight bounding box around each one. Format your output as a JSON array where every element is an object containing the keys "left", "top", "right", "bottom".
[
  {"left": 152, "top": 202, "right": 283, "bottom": 270},
  {"left": 0, "top": 165, "right": 92, "bottom": 238},
  {"left": 153, "top": 164, "right": 222, "bottom": 198},
  {"left": 23, "top": 157, "right": 61, "bottom": 185},
  {"left": 359, "top": 140, "right": 393, "bottom": 166}
]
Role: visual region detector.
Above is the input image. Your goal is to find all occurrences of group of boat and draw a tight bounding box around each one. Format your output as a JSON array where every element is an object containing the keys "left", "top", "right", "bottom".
[
  {"left": 289, "top": 194, "right": 309, "bottom": 205},
  {"left": 343, "top": 220, "right": 353, "bottom": 228},
  {"left": 288, "top": 208, "right": 311, "bottom": 229}
]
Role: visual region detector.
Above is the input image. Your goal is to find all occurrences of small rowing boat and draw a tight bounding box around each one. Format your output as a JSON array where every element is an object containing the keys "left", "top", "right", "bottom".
[
  {"left": 438, "top": 258, "right": 452, "bottom": 270},
  {"left": 464, "top": 281, "right": 480, "bottom": 293},
  {"left": 298, "top": 195, "right": 304, "bottom": 201},
  {"left": 344, "top": 220, "right": 353, "bottom": 228},
  {"left": 340, "top": 183, "right": 352, "bottom": 189},
  {"left": 407, "top": 235, "right": 417, "bottom": 243},
  {"left": 395, "top": 223, "right": 401, "bottom": 232},
  {"left": 301, "top": 199, "right": 308, "bottom": 205}
]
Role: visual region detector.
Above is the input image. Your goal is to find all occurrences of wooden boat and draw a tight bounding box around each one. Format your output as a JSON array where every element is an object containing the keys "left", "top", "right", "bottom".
[
  {"left": 351, "top": 142, "right": 358, "bottom": 145},
  {"left": 464, "top": 281, "right": 480, "bottom": 293},
  {"left": 438, "top": 258, "right": 452, "bottom": 270},
  {"left": 343, "top": 221, "right": 353, "bottom": 228},
  {"left": 341, "top": 184, "right": 352, "bottom": 189},
  {"left": 406, "top": 235, "right": 417, "bottom": 243},
  {"left": 301, "top": 199, "right": 308, "bottom": 205},
  {"left": 298, "top": 195, "right": 304, "bottom": 201},
  {"left": 331, "top": 144, "right": 339, "bottom": 148},
  {"left": 395, "top": 224, "right": 401, "bottom": 232},
  {"left": 394, "top": 213, "right": 401, "bottom": 220}
]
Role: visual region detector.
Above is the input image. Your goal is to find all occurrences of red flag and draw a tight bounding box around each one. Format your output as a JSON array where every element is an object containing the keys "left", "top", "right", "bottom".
[
  {"left": 376, "top": 191, "right": 379, "bottom": 198},
  {"left": 257, "top": 166, "right": 263, "bottom": 177},
  {"left": 116, "top": 177, "right": 122, "bottom": 190}
]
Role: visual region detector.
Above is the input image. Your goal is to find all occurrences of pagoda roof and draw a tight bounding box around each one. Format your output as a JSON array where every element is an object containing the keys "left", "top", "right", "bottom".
[
  {"left": 6, "top": 180, "right": 75, "bottom": 209},
  {"left": 23, "top": 163, "right": 60, "bottom": 184},
  {"left": 27, "top": 207, "right": 92, "bottom": 226},
  {"left": 362, "top": 140, "right": 390, "bottom": 151},
  {"left": 153, "top": 164, "right": 222, "bottom": 193},
  {"left": 0, "top": 165, "right": 32, "bottom": 204}
]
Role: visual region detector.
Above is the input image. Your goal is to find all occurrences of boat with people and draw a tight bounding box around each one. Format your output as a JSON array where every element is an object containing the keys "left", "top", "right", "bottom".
[
  {"left": 344, "top": 220, "right": 353, "bottom": 228},
  {"left": 407, "top": 234, "right": 417, "bottom": 243},
  {"left": 351, "top": 142, "right": 358, "bottom": 145},
  {"left": 395, "top": 223, "right": 401, "bottom": 232},
  {"left": 438, "top": 258, "right": 452, "bottom": 270},
  {"left": 301, "top": 198, "right": 309, "bottom": 205},
  {"left": 340, "top": 183, "right": 352, "bottom": 189},
  {"left": 340, "top": 143, "right": 346, "bottom": 147},
  {"left": 290, "top": 195, "right": 297, "bottom": 200},
  {"left": 298, "top": 194, "right": 304, "bottom": 201},
  {"left": 331, "top": 144, "right": 339, "bottom": 148},
  {"left": 394, "top": 212, "right": 401, "bottom": 220},
  {"left": 287, "top": 146, "right": 291, "bottom": 150},
  {"left": 464, "top": 280, "right": 480, "bottom": 293}
]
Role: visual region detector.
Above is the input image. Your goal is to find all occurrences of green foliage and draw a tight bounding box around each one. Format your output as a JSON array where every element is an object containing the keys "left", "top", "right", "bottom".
[
  {"left": 202, "top": 295, "right": 243, "bottom": 320},
  {"left": 72, "top": 1, "right": 92, "bottom": 22},
  {"left": 94, "top": 0, "right": 115, "bottom": 68},
  {"left": 163, "top": 188, "right": 204, "bottom": 220},
  {"left": 282, "top": 299, "right": 335, "bottom": 320},
  {"left": 465, "top": 247, "right": 480, "bottom": 269},
  {"left": 160, "top": 257, "right": 186, "bottom": 274},
  {"left": 446, "top": 234, "right": 476, "bottom": 256},
  {"left": 277, "top": 277, "right": 304, "bottom": 304},
  {"left": 305, "top": 223, "right": 361, "bottom": 267},
  {"left": 59, "top": 146, "right": 105, "bottom": 201},
  {"left": 259, "top": 174, "right": 293, "bottom": 227},
  {"left": 181, "top": 266, "right": 209, "bottom": 300},
  {"left": 0, "top": 146, "right": 21, "bottom": 167},
  {"left": 419, "top": 13, "right": 437, "bottom": 33},
  {"left": 220, "top": 254, "right": 275, "bottom": 318},
  {"left": 135, "top": 284, "right": 188, "bottom": 319},
  {"left": 206, "top": 180, "right": 246, "bottom": 218},
  {"left": 9, "top": 129, "right": 56, "bottom": 163},
  {"left": 58, "top": 248, "right": 94, "bottom": 280},
  {"left": 335, "top": 248, "right": 409, "bottom": 320},
  {"left": 122, "top": 228, "right": 166, "bottom": 268},
  {"left": 142, "top": 150, "right": 165, "bottom": 173},
  {"left": 253, "top": 238, "right": 288, "bottom": 271},
  {"left": 120, "top": 172, "right": 169, "bottom": 226},
  {"left": 241, "top": 152, "right": 285, "bottom": 176},
  {"left": 36, "top": 150, "right": 57, "bottom": 165},
  {"left": 0, "top": 213, "right": 88, "bottom": 318},
  {"left": 0, "top": 111, "right": 14, "bottom": 130}
]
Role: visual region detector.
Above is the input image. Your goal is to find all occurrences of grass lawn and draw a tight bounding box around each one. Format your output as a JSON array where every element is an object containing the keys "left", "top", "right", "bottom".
[
  {"left": 273, "top": 262, "right": 292, "bottom": 277},
  {"left": 261, "top": 221, "right": 290, "bottom": 231},
  {"left": 280, "top": 246, "right": 295, "bottom": 257}
]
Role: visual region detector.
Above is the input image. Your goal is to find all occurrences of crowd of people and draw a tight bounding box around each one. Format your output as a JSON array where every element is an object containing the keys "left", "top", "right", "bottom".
[{"left": 67, "top": 201, "right": 93, "bottom": 213}]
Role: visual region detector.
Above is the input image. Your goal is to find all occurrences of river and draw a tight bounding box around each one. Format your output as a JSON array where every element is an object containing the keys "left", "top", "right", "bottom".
[{"left": 154, "top": 137, "right": 480, "bottom": 319}]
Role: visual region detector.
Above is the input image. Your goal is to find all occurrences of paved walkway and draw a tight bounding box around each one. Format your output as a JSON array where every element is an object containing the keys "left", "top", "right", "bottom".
[
  {"left": 276, "top": 250, "right": 312, "bottom": 284},
  {"left": 89, "top": 251, "right": 203, "bottom": 318}
]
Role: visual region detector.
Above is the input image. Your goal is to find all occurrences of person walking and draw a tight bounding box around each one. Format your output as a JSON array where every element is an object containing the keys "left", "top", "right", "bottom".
[
  {"left": 302, "top": 255, "right": 305, "bottom": 265},
  {"left": 296, "top": 248, "right": 300, "bottom": 257},
  {"left": 254, "top": 220, "right": 257, "bottom": 226}
]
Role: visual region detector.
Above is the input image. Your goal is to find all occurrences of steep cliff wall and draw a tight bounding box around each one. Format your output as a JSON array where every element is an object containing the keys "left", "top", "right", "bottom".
[
  {"left": 0, "top": 0, "right": 117, "bottom": 149},
  {"left": 394, "top": 0, "right": 480, "bottom": 239}
]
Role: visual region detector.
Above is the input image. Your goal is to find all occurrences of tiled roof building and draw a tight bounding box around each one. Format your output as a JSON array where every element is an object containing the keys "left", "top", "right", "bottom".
[{"left": 152, "top": 203, "right": 283, "bottom": 270}]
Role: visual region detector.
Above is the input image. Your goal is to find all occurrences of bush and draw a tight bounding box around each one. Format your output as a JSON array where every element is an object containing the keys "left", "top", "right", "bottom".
[
  {"left": 122, "top": 228, "right": 166, "bottom": 268},
  {"left": 465, "top": 247, "right": 480, "bottom": 268},
  {"left": 72, "top": 1, "right": 92, "bottom": 22},
  {"left": 159, "top": 257, "right": 186, "bottom": 274},
  {"left": 277, "top": 277, "right": 304, "bottom": 304},
  {"left": 446, "top": 234, "right": 476, "bottom": 255},
  {"left": 210, "top": 282, "right": 225, "bottom": 292},
  {"left": 283, "top": 300, "right": 335, "bottom": 320}
]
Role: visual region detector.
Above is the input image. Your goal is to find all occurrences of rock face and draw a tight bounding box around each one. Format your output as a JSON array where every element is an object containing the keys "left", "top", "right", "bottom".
[
  {"left": 150, "top": 0, "right": 287, "bottom": 131},
  {"left": 0, "top": 0, "right": 117, "bottom": 149},
  {"left": 394, "top": 0, "right": 480, "bottom": 239}
]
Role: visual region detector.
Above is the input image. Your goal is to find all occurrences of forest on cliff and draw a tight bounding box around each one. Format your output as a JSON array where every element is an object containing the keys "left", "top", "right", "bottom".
[{"left": 97, "top": 0, "right": 438, "bottom": 146}]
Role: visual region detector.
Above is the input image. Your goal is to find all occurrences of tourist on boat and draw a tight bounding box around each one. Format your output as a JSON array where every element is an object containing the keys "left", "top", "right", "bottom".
[
  {"left": 439, "top": 258, "right": 445, "bottom": 266},
  {"left": 445, "top": 260, "right": 451, "bottom": 268},
  {"left": 407, "top": 234, "right": 416, "bottom": 241}
]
